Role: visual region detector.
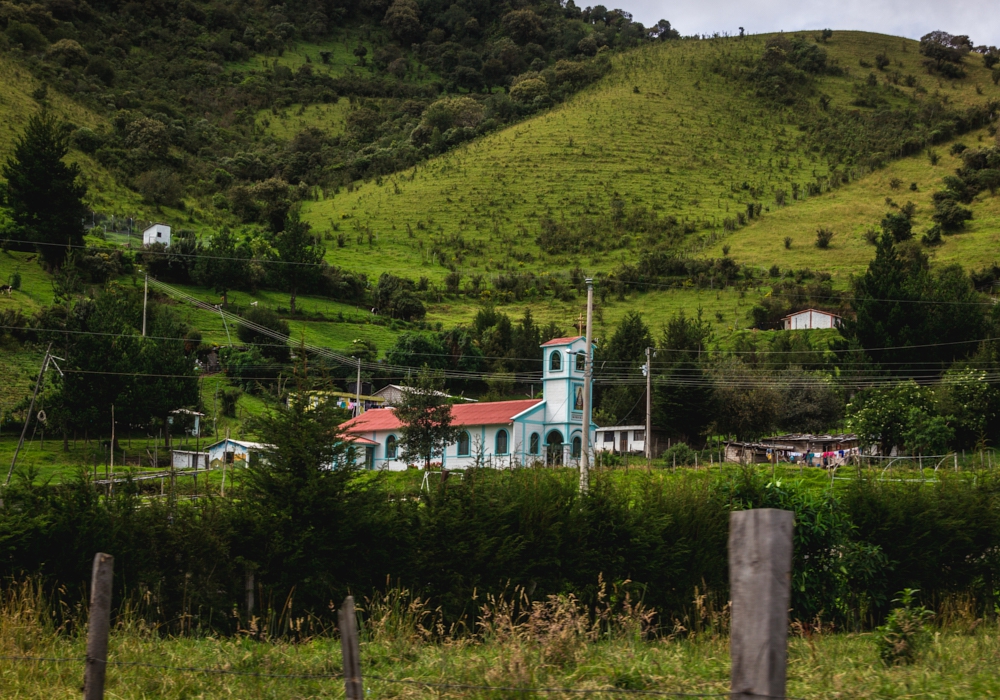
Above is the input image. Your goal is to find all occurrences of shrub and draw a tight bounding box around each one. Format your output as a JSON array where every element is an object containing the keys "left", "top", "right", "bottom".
[
  {"left": 220, "top": 387, "right": 242, "bottom": 417},
  {"left": 783, "top": 236, "right": 792, "bottom": 249},
  {"left": 875, "top": 589, "right": 933, "bottom": 665},
  {"left": 815, "top": 227, "right": 834, "bottom": 248},
  {"left": 662, "top": 442, "right": 696, "bottom": 466}
]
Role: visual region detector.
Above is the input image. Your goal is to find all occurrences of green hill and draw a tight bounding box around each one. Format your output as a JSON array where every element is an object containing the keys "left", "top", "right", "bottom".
[{"left": 304, "top": 31, "right": 1000, "bottom": 287}]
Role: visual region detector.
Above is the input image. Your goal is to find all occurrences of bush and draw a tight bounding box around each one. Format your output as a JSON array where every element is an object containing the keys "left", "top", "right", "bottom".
[
  {"left": 815, "top": 227, "right": 834, "bottom": 248},
  {"left": 784, "top": 236, "right": 792, "bottom": 249},
  {"left": 875, "top": 589, "right": 933, "bottom": 665},
  {"left": 662, "top": 442, "right": 696, "bottom": 466}
]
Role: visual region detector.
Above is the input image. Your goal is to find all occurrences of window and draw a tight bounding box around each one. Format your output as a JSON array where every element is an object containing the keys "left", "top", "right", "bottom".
[
  {"left": 572, "top": 436, "right": 582, "bottom": 458},
  {"left": 550, "top": 350, "right": 562, "bottom": 372},
  {"left": 530, "top": 432, "right": 540, "bottom": 455},
  {"left": 385, "top": 435, "right": 397, "bottom": 459},
  {"left": 634, "top": 430, "right": 645, "bottom": 441},
  {"left": 457, "top": 431, "right": 470, "bottom": 457},
  {"left": 603, "top": 431, "right": 614, "bottom": 443},
  {"left": 575, "top": 352, "right": 585, "bottom": 372},
  {"left": 573, "top": 384, "right": 584, "bottom": 411},
  {"left": 495, "top": 429, "right": 509, "bottom": 455}
]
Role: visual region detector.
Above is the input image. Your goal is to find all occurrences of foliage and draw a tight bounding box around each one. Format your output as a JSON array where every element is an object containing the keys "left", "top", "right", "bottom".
[
  {"left": 874, "top": 589, "right": 934, "bottom": 665},
  {"left": 661, "top": 442, "right": 696, "bottom": 466},
  {"left": 235, "top": 306, "right": 291, "bottom": 363},
  {"left": 393, "top": 366, "right": 460, "bottom": 468},
  {"left": 0, "top": 114, "right": 87, "bottom": 269}
]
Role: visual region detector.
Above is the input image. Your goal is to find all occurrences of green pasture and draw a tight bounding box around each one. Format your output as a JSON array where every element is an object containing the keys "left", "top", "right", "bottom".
[
  {"left": 255, "top": 99, "right": 351, "bottom": 140},
  {"left": 302, "top": 31, "right": 1000, "bottom": 286}
]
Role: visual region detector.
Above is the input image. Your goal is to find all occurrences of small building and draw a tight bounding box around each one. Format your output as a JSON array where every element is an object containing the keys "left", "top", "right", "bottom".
[
  {"left": 341, "top": 336, "right": 596, "bottom": 470},
  {"left": 594, "top": 425, "right": 660, "bottom": 456},
  {"left": 171, "top": 450, "right": 208, "bottom": 470},
  {"left": 142, "top": 223, "right": 171, "bottom": 247},
  {"left": 781, "top": 309, "right": 841, "bottom": 330},
  {"left": 372, "top": 384, "right": 473, "bottom": 407},
  {"left": 206, "top": 438, "right": 270, "bottom": 468}
]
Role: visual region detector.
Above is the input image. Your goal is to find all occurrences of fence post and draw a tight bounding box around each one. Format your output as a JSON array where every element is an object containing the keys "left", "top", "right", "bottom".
[
  {"left": 83, "top": 553, "right": 114, "bottom": 700},
  {"left": 339, "top": 595, "right": 363, "bottom": 700},
  {"left": 729, "top": 509, "right": 794, "bottom": 700}
]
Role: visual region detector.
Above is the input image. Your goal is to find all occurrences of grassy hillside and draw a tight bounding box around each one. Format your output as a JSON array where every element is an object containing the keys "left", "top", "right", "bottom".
[{"left": 304, "top": 31, "right": 1000, "bottom": 284}]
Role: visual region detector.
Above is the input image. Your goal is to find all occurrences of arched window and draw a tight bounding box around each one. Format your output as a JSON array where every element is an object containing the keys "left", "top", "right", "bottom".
[
  {"left": 529, "top": 432, "right": 540, "bottom": 455},
  {"left": 385, "top": 435, "right": 397, "bottom": 459},
  {"left": 550, "top": 350, "right": 562, "bottom": 372},
  {"left": 457, "top": 431, "right": 471, "bottom": 456},
  {"left": 575, "top": 352, "right": 585, "bottom": 372},
  {"left": 572, "top": 436, "right": 582, "bottom": 458},
  {"left": 495, "top": 429, "right": 509, "bottom": 455}
]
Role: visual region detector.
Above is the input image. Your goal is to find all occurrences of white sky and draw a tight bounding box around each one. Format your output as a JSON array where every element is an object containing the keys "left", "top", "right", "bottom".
[{"left": 622, "top": 0, "right": 999, "bottom": 47}]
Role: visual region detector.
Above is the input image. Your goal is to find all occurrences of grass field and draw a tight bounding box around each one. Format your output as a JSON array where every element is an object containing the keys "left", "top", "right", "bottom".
[
  {"left": 255, "top": 99, "right": 352, "bottom": 140},
  {"left": 2, "top": 575, "right": 998, "bottom": 699}
]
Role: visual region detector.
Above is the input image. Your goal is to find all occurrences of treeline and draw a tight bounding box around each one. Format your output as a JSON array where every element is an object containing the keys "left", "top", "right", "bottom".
[
  {"left": 0, "top": 0, "right": 678, "bottom": 208},
  {"left": 3, "top": 441, "right": 999, "bottom": 635}
]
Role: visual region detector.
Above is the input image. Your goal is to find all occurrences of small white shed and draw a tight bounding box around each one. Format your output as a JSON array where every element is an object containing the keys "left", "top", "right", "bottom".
[
  {"left": 143, "top": 223, "right": 171, "bottom": 247},
  {"left": 782, "top": 309, "right": 841, "bottom": 330},
  {"left": 595, "top": 425, "right": 646, "bottom": 454}
]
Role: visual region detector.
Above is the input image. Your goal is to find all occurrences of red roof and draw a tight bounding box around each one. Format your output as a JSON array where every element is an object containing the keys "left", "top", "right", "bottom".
[
  {"left": 541, "top": 336, "right": 583, "bottom": 347},
  {"left": 341, "top": 399, "right": 542, "bottom": 433},
  {"left": 345, "top": 435, "right": 378, "bottom": 446}
]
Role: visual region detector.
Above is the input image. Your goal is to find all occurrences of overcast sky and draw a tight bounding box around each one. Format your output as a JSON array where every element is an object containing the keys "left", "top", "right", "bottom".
[{"left": 623, "top": 0, "right": 999, "bottom": 47}]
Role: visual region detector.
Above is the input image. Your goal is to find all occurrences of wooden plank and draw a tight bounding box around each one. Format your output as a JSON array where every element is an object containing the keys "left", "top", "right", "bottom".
[
  {"left": 729, "top": 509, "right": 794, "bottom": 700},
  {"left": 339, "top": 595, "right": 363, "bottom": 700},
  {"left": 83, "top": 553, "right": 114, "bottom": 700}
]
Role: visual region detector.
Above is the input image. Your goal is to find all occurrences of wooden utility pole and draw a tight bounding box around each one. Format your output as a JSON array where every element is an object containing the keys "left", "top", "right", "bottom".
[
  {"left": 580, "top": 278, "right": 594, "bottom": 493},
  {"left": 6, "top": 343, "right": 51, "bottom": 486},
  {"left": 141, "top": 273, "right": 148, "bottom": 337},
  {"left": 645, "top": 347, "right": 652, "bottom": 464},
  {"left": 83, "top": 552, "right": 114, "bottom": 700},
  {"left": 339, "top": 596, "right": 363, "bottom": 700},
  {"left": 729, "top": 509, "right": 794, "bottom": 700},
  {"left": 354, "top": 358, "right": 362, "bottom": 417}
]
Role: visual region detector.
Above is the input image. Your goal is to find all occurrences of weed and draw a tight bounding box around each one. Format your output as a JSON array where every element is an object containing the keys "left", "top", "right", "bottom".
[{"left": 875, "top": 588, "right": 933, "bottom": 665}]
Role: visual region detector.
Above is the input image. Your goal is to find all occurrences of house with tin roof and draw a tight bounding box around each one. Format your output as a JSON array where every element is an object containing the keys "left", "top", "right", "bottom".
[{"left": 340, "top": 336, "right": 596, "bottom": 470}]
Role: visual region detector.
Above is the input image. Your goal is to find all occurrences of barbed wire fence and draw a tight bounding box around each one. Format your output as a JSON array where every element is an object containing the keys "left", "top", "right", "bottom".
[{"left": 4, "top": 532, "right": 804, "bottom": 699}]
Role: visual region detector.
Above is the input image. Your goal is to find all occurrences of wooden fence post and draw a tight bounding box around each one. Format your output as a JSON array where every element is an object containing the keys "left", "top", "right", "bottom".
[
  {"left": 83, "top": 553, "right": 114, "bottom": 700},
  {"left": 729, "top": 509, "right": 794, "bottom": 700},
  {"left": 339, "top": 595, "right": 363, "bottom": 700}
]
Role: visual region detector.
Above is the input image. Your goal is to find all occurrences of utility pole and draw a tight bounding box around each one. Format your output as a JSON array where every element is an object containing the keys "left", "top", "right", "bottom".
[
  {"left": 646, "top": 346, "right": 652, "bottom": 464},
  {"left": 580, "top": 278, "right": 594, "bottom": 493},
  {"left": 142, "top": 273, "right": 148, "bottom": 337},
  {"left": 355, "top": 358, "right": 362, "bottom": 417},
  {"left": 5, "top": 343, "right": 51, "bottom": 486}
]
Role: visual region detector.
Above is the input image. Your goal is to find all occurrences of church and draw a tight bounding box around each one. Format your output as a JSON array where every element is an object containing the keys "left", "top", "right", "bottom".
[{"left": 341, "top": 336, "right": 595, "bottom": 469}]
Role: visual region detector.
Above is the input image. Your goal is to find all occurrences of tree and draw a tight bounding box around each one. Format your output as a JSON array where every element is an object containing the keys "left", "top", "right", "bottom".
[
  {"left": 44, "top": 283, "right": 199, "bottom": 449},
  {"left": 239, "top": 367, "right": 366, "bottom": 611},
  {"left": 193, "top": 228, "right": 248, "bottom": 305},
  {"left": 846, "top": 382, "right": 932, "bottom": 455},
  {"left": 710, "top": 358, "right": 782, "bottom": 441},
  {"left": 236, "top": 306, "right": 291, "bottom": 363},
  {"left": 272, "top": 211, "right": 324, "bottom": 314},
  {"left": 2, "top": 113, "right": 87, "bottom": 269},
  {"left": 647, "top": 310, "right": 714, "bottom": 444},
  {"left": 383, "top": 0, "right": 422, "bottom": 45},
  {"left": 393, "top": 366, "right": 460, "bottom": 469},
  {"left": 596, "top": 311, "right": 652, "bottom": 425}
]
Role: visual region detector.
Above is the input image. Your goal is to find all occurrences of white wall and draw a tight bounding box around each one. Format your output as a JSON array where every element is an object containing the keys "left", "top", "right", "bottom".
[
  {"left": 785, "top": 311, "right": 836, "bottom": 330},
  {"left": 143, "top": 224, "right": 171, "bottom": 247}
]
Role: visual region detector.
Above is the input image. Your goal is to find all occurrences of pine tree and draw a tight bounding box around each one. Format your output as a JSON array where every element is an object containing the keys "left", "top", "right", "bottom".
[
  {"left": 272, "top": 211, "right": 324, "bottom": 314},
  {"left": 2, "top": 113, "right": 87, "bottom": 269}
]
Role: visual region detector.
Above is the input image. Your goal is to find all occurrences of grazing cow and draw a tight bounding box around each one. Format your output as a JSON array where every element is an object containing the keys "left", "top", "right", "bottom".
[{"left": 0, "top": 285, "right": 12, "bottom": 296}]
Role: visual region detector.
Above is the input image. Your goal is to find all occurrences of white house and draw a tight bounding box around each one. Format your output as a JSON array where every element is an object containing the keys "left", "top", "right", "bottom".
[
  {"left": 171, "top": 450, "right": 209, "bottom": 470},
  {"left": 595, "top": 425, "right": 647, "bottom": 454},
  {"left": 372, "top": 384, "right": 473, "bottom": 407},
  {"left": 143, "top": 223, "right": 171, "bottom": 247},
  {"left": 341, "top": 336, "right": 596, "bottom": 470},
  {"left": 206, "top": 438, "right": 269, "bottom": 468},
  {"left": 781, "top": 309, "right": 841, "bottom": 330}
]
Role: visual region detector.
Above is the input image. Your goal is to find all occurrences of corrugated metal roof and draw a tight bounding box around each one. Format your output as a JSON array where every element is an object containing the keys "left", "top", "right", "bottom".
[
  {"left": 341, "top": 399, "right": 542, "bottom": 433},
  {"left": 540, "top": 336, "right": 584, "bottom": 347}
]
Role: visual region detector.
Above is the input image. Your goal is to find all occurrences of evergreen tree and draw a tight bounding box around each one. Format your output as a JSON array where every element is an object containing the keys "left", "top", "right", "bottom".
[
  {"left": 2, "top": 113, "right": 87, "bottom": 269},
  {"left": 653, "top": 310, "right": 714, "bottom": 444},
  {"left": 394, "top": 366, "right": 460, "bottom": 469},
  {"left": 272, "top": 211, "right": 324, "bottom": 314},
  {"left": 193, "top": 228, "right": 248, "bottom": 305}
]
